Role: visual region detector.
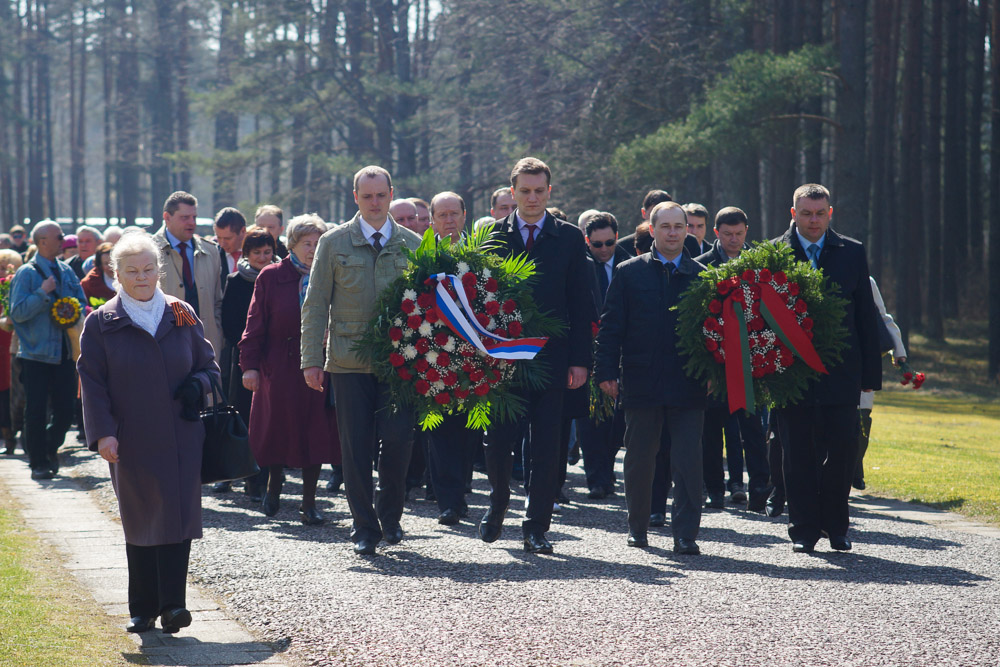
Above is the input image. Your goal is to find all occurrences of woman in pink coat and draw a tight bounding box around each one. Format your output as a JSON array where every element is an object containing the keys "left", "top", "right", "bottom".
[{"left": 240, "top": 215, "right": 340, "bottom": 525}]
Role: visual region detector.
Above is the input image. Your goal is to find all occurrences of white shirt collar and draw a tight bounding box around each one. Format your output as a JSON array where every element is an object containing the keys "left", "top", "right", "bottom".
[
  {"left": 515, "top": 211, "right": 545, "bottom": 233},
  {"left": 359, "top": 217, "right": 392, "bottom": 243}
]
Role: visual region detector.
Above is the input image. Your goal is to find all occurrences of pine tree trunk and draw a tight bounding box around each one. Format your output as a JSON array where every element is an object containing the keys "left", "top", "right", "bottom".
[
  {"left": 988, "top": 0, "right": 1000, "bottom": 379},
  {"left": 943, "top": 0, "right": 969, "bottom": 317},
  {"left": 925, "top": 0, "right": 945, "bottom": 341},
  {"left": 967, "top": 0, "right": 987, "bottom": 273},
  {"left": 150, "top": 0, "right": 175, "bottom": 223}
]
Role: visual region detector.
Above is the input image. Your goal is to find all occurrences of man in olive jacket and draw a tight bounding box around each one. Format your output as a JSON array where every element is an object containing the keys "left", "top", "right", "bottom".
[
  {"left": 595, "top": 202, "right": 706, "bottom": 555},
  {"left": 301, "top": 166, "right": 421, "bottom": 556}
]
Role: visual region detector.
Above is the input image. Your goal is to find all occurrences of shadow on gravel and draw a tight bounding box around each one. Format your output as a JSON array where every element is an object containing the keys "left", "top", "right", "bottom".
[
  {"left": 692, "top": 525, "right": 786, "bottom": 548},
  {"left": 853, "top": 530, "right": 962, "bottom": 550},
  {"left": 124, "top": 637, "right": 282, "bottom": 664}
]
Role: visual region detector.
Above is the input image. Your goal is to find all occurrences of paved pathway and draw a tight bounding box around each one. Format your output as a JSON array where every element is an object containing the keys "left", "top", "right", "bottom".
[{"left": 3, "top": 435, "right": 1000, "bottom": 667}]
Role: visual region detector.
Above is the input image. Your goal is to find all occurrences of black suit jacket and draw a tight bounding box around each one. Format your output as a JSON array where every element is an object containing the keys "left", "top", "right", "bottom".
[
  {"left": 588, "top": 244, "right": 633, "bottom": 304},
  {"left": 694, "top": 239, "right": 750, "bottom": 268},
  {"left": 594, "top": 249, "right": 707, "bottom": 410},
  {"left": 490, "top": 212, "right": 598, "bottom": 390},
  {"left": 772, "top": 223, "right": 882, "bottom": 405},
  {"left": 683, "top": 234, "right": 712, "bottom": 258},
  {"left": 617, "top": 233, "right": 638, "bottom": 258}
]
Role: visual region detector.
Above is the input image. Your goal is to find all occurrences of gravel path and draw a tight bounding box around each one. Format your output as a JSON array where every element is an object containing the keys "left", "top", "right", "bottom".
[{"left": 57, "top": 436, "right": 1000, "bottom": 667}]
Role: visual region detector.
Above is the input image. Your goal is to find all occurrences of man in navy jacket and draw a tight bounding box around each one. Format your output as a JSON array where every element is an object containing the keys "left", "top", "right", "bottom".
[
  {"left": 772, "top": 183, "right": 881, "bottom": 553},
  {"left": 595, "top": 202, "right": 706, "bottom": 555}
]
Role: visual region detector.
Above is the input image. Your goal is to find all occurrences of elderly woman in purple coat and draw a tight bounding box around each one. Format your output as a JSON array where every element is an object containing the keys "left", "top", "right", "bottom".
[
  {"left": 240, "top": 214, "right": 341, "bottom": 525},
  {"left": 78, "top": 230, "right": 220, "bottom": 635}
]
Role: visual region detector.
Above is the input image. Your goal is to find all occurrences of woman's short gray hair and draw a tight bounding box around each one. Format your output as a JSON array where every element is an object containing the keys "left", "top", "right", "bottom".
[
  {"left": 285, "top": 214, "right": 327, "bottom": 251},
  {"left": 110, "top": 230, "right": 163, "bottom": 276}
]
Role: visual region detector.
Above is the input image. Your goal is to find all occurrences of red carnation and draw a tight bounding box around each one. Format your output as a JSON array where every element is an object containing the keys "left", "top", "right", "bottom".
[
  {"left": 705, "top": 339, "right": 719, "bottom": 352},
  {"left": 750, "top": 301, "right": 761, "bottom": 316},
  {"left": 389, "top": 327, "right": 404, "bottom": 342},
  {"left": 436, "top": 352, "right": 451, "bottom": 367},
  {"left": 415, "top": 380, "right": 431, "bottom": 395},
  {"left": 461, "top": 272, "right": 477, "bottom": 287},
  {"left": 491, "top": 369, "right": 502, "bottom": 382},
  {"left": 474, "top": 383, "right": 490, "bottom": 396},
  {"left": 759, "top": 268, "right": 772, "bottom": 283},
  {"left": 741, "top": 269, "right": 756, "bottom": 283},
  {"left": 793, "top": 300, "right": 808, "bottom": 314},
  {"left": 773, "top": 271, "right": 787, "bottom": 285},
  {"left": 464, "top": 285, "right": 477, "bottom": 301},
  {"left": 435, "top": 332, "right": 450, "bottom": 346},
  {"left": 703, "top": 317, "right": 718, "bottom": 332},
  {"left": 434, "top": 392, "right": 451, "bottom": 405},
  {"left": 397, "top": 367, "right": 413, "bottom": 380},
  {"left": 417, "top": 292, "right": 435, "bottom": 309},
  {"left": 425, "top": 308, "right": 440, "bottom": 324},
  {"left": 494, "top": 328, "right": 508, "bottom": 338},
  {"left": 415, "top": 358, "right": 430, "bottom": 373},
  {"left": 485, "top": 300, "right": 500, "bottom": 315},
  {"left": 752, "top": 367, "right": 766, "bottom": 378},
  {"left": 425, "top": 368, "right": 441, "bottom": 382},
  {"left": 443, "top": 371, "right": 458, "bottom": 387},
  {"left": 415, "top": 338, "right": 430, "bottom": 354},
  {"left": 401, "top": 299, "right": 416, "bottom": 314},
  {"left": 752, "top": 353, "right": 766, "bottom": 368},
  {"left": 913, "top": 372, "right": 926, "bottom": 389},
  {"left": 469, "top": 369, "right": 485, "bottom": 383},
  {"left": 461, "top": 362, "right": 475, "bottom": 373},
  {"left": 476, "top": 313, "right": 490, "bottom": 328},
  {"left": 765, "top": 349, "right": 778, "bottom": 363},
  {"left": 502, "top": 299, "right": 517, "bottom": 314},
  {"left": 788, "top": 282, "right": 800, "bottom": 296},
  {"left": 389, "top": 352, "right": 405, "bottom": 367},
  {"left": 749, "top": 285, "right": 762, "bottom": 299},
  {"left": 901, "top": 372, "right": 912, "bottom": 386},
  {"left": 407, "top": 315, "right": 423, "bottom": 330},
  {"left": 454, "top": 387, "right": 470, "bottom": 399},
  {"left": 708, "top": 300, "right": 723, "bottom": 315},
  {"left": 508, "top": 321, "right": 523, "bottom": 337},
  {"left": 484, "top": 277, "right": 499, "bottom": 292},
  {"left": 801, "top": 317, "right": 814, "bottom": 331},
  {"left": 717, "top": 280, "right": 733, "bottom": 296},
  {"left": 780, "top": 351, "right": 793, "bottom": 367}
]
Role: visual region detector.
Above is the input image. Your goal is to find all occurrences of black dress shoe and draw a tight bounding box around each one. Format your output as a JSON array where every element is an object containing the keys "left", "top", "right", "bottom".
[
  {"left": 792, "top": 541, "right": 816, "bottom": 553},
  {"left": 852, "top": 478, "right": 866, "bottom": 491},
  {"left": 326, "top": 466, "right": 344, "bottom": 494},
  {"left": 587, "top": 487, "right": 606, "bottom": 500},
  {"left": 673, "top": 538, "right": 700, "bottom": 555},
  {"left": 523, "top": 532, "right": 553, "bottom": 554},
  {"left": 746, "top": 489, "right": 768, "bottom": 513},
  {"left": 437, "top": 508, "right": 460, "bottom": 526},
  {"left": 556, "top": 490, "right": 570, "bottom": 505},
  {"left": 212, "top": 481, "right": 232, "bottom": 493},
  {"left": 354, "top": 538, "right": 377, "bottom": 556},
  {"left": 648, "top": 512, "right": 666, "bottom": 527},
  {"left": 627, "top": 532, "right": 648, "bottom": 548},
  {"left": 160, "top": 607, "right": 192, "bottom": 634},
  {"left": 126, "top": 616, "right": 156, "bottom": 633},
  {"left": 765, "top": 491, "right": 786, "bottom": 517},
  {"left": 705, "top": 494, "right": 724, "bottom": 509},
  {"left": 299, "top": 506, "right": 325, "bottom": 525},
  {"left": 829, "top": 535, "right": 852, "bottom": 551},
  {"left": 479, "top": 506, "right": 505, "bottom": 543},
  {"left": 567, "top": 444, "right": 581, "bottom": 466},
  {"left": 261, "top": 492, "right": 280, "bottom": 517},
  {"left": 245, "top": 483, "right": 264, "bottom": 504},
  {"left": 30, "top": 467, "right": 53, "bottom": 480},
  {"left": 382, "top": 524, "right": 403, "bottom": 544}
]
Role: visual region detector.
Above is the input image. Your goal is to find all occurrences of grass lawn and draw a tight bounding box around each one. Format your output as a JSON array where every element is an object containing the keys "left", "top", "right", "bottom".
[
  {"left": 0, "top": 486, "right": 136, "bottom": 667},
  {"left": 863, "top": 319, "right": 1000, "bottom": 525}
]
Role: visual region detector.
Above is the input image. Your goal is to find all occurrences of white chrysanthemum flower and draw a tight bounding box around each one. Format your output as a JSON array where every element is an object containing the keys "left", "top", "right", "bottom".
[
  {"left": 418, "top": 321, "right": 433, "bottom": 337},
  {"left": 484, "top": 292, "right": 496, "bottom": 302},
  {"left": 443, "top": 338, "right": 456, "bottom": 352},
  {"left": 488, "top": 318, "right": 497, "bottom": 330},
  {"left": 403, "top": 289, "right": 417, "bottom": 301},
  {"left": 403, "top": 345, "right": 417, "bottom": 360},
  {"left": 403, "top": 327, "right": 414, "bottom": 338},
  {"left": 432, "top": 380, "right": 446, "bottom": 391},
  {"left": 426, "top": 350, "right": 439, "bottom": 365},
  {"left": 482, "top": 268, "right": 491, "bottom": 279},
  {"left": 393, "top": 317, "right": 403, "bottom": 327},
  {"left": 456, "top": 261, "right": 470, "bottom": 275},
  {"left": 392, "top": 340, "right": 400, "bottom": 348}
]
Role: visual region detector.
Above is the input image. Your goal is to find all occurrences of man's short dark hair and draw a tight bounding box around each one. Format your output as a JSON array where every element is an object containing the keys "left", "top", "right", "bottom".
[
  {"left": 213, "top": 207, "right": 246, "bottom": 232},
  {"left": 641, "top": 189, "right": 672, "bottom": 212},
  {"left": 353, "top": 165, "right": 392, "bottom": 191},
  {"left": 792, "top": 183, "right": 831, "bottom": 206},
  {"left": 683, "top": 203, "right": 710, "bottom": 221},
  {"left": 241, "top": 227, "right": 277, "bottom": 258},
  {"left": 490, "top": 187, "right": 509, "bottom": 210},
  {"left": 714, "top": 206, "right": 748, "bottom": 229},
  {"left": 585, "top": 212, "right": 619, "bottom": 237},
  {"left": 164, "top": 191, "right": 197, "bottom": 215},
  {"left": 546, "top": 206, "right": 567, "bottom": 221},
  {"left": 510, "top": 157, "right": 551, "bottom": 187}
]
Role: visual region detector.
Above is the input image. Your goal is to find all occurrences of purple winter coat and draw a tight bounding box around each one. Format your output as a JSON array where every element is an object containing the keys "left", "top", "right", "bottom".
[
  {"left": 239, "top": 257, "right": 340, "bottom": 467},
  {"left": 78, "top": 293, "right": 220, "bottom": 547}
]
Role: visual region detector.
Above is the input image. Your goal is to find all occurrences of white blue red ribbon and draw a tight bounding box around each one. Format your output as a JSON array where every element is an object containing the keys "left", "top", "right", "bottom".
[{"left": 431, "top": 272, "right": 547, "bottom": 360}]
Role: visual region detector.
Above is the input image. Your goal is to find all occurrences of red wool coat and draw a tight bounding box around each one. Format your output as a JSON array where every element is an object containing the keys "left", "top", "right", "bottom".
[{"left": 239, "top": 257, "right": 340, "bottom": 467}]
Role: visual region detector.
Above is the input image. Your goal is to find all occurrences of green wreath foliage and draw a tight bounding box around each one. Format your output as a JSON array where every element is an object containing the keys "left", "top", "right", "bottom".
[
  {"left": 353, "top": 224, "right": 564, "bottom": 430},
  {"left": 675, "top": 242, "right": 849, "bottom": 410}
]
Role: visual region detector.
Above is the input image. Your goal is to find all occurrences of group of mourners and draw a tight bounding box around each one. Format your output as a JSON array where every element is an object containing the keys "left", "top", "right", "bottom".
[{"left": 1, "top": 156, "right": 904, "bottom": 635}]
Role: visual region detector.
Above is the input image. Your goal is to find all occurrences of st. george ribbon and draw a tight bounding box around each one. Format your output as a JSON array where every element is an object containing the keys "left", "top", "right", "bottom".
[{"left": 430, "top": 273, "right": 547, "bottom": 360}]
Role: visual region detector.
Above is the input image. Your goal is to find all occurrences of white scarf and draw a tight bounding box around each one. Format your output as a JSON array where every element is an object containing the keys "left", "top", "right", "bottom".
[{"left": 119, "top": 287, "right": 166, "bottom": 337}]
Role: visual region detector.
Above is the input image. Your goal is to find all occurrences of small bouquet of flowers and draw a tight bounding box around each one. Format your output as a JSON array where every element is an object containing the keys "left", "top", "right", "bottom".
[
  {"left": 898, "top": 360, "right": 926, "bottom": 389},
  {"left": 355, "top": 225, "right": 563, "bottom": 430},
  {"left": 588, "top": 320, "right": 614, "bottom": 422},
  {"left": 0, "top": 275, "right": 12, "bottom": 316},
  {"left": 50, "top": 296, "right": 83, "bottom": 329}
]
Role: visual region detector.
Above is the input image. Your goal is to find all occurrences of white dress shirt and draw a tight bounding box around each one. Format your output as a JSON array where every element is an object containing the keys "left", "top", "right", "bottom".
[{"left": 359, "top": 217, "right": 392, "bottom": 248}]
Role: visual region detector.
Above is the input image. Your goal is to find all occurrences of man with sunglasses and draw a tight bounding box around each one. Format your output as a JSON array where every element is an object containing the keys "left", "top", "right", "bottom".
[{"left": 9, "top": 226, "right": 29, "bottom": 256}]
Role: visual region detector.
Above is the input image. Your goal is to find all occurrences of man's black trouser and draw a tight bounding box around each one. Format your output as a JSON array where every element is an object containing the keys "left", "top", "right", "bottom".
[{"left": 21, "top": 355, "right": 76, "bottom": 472}]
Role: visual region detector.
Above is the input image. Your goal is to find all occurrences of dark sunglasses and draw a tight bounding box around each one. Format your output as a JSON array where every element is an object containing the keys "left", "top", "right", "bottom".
[
  {"left": 589, "top": 239, "right": 616, "bottom": 248},
  {"left": 11, "top": 232, "right": 24, "bottom": 238}
]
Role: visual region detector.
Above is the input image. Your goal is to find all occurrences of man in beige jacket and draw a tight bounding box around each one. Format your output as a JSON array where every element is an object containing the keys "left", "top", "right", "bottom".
[
  {"left": 301, "top": 165, "right": 421, "bottom": 556},
  {"left": 152, "top": 191, "right": 224, "bottom": 355}
]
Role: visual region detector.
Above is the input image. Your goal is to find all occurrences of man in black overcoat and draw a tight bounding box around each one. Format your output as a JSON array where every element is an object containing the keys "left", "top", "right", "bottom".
[
  {"left": 772, "top": 183, "right": 881, "bottom": 553},
  {"left": 481, "top": 157, "right": 597, "bottom": 554}
]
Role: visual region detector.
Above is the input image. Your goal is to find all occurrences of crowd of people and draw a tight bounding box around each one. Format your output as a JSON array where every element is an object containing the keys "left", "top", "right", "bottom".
[{"left": 0, "top": 156, "right": 906, "bottom": 635}]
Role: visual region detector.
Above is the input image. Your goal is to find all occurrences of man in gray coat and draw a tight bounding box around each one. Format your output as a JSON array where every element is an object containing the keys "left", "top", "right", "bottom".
[{"left": 301, "top": 165, "right": 421, "bottom": 556}]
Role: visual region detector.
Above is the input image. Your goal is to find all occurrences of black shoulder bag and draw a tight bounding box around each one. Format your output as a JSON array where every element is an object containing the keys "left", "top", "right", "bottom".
[{"left": 200, "top": 376, "right": 259, "bottom": 484}]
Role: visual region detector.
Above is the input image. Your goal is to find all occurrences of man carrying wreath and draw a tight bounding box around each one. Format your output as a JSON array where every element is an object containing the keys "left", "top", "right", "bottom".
[{"left": 772, "top": 183, "right": 881, "bottom": 553}]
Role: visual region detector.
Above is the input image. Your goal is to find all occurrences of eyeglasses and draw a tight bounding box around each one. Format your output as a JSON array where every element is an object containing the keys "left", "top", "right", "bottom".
[
  {"left": 11, "top": 232, "right": 24, "bottom": 238},
  {"left": 589, "top": 239, "right": 616, "bottom": 248}
]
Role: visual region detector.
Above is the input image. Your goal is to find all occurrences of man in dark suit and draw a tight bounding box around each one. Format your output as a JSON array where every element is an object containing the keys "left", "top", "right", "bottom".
[
  {"left": 480, "top": 157, "right": 597, "bottom": 554},
  {"left": 773, "top": 183, "right": 881, "bottom": 553},
  {"left": 578, "top": 211, "right": 629, "bottom": 499},
  {"left": 617, "top": 189, "right": 671, "bottom": 257},
  {"left": 682, "top": 203, "right": 713, "bottom": 258},
  {"left": 695, "top": 207, "right": 771, "bottom": 512},
  {"left": 595, "top": 202, "right": 706, "bottom": 554}
]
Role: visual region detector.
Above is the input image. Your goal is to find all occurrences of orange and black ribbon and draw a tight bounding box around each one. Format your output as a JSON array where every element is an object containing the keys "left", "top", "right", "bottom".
[{"left": 171, "top": 301, "right": 197, "bottom": 327}]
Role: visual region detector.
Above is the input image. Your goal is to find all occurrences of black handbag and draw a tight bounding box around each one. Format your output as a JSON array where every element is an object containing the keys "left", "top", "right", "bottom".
[{"left": 200, "top": 376, "right": 259, "bottom": 484}]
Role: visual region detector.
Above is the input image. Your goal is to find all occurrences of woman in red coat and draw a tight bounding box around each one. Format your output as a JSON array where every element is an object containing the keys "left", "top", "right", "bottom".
[
  {"left": 80, "top": 242, "right": 117, "bottom": 308},
  {"left": 239, "top": 215, "right": 340, "bottom": 525}
]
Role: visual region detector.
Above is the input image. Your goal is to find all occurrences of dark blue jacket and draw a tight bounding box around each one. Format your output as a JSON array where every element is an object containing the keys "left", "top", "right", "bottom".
[
  {"left": 772, "top": 223, "right": 882, "bottom": 405},
  {"left": 594, "top": 249, "right": 706, "bottom": 409}
]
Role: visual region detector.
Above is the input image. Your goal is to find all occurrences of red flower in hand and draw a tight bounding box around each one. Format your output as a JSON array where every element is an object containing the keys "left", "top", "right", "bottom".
[
  {"left": 415, "top": 380, "right": 431, "bottom": 395},
  {"left": 901, "top": 372, "right": 912, "bottom": 386},
  {"left": 388, "top": 327, "right": 403, "bottom": 342},
  {"left": 913, "top": 372, "right": 926, "bottom": 389},
  {"left": 502, "top": 299, "right": 517, "bottom": 314}
]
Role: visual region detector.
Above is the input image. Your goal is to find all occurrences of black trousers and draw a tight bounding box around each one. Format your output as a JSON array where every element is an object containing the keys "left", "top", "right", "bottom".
[
  {"left": 650, "top": 426, "right": 672, "bottom": 515},
  {"left": 427, "top": 413, "right": 474, "bottom": 514},
  {"left": 21, "top": 356, "right": 76, "bottom": 472},
  {"left": 779, "top": 404, "right": 860, "bottom": 543},
  {"left": 125, "top": 540, "right": 191, "bottom": 618},
  {"left": 485, "top": 384, "right": 564, "bottom": 536},
  {"left": 702, "top": 405, "right": 770, "bottom": 496},
  {"left": 577, "top": 405, "right": 625, "bottom": 494},
  {"left": 329, "top": 373, "right": 414, "bottom": 543}
]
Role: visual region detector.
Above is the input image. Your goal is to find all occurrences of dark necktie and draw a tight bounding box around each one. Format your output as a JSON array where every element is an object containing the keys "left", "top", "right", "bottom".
[
  {"left": 371, "top": 231, "right": 383, "bottom": 253},
  {"left": 598, "top": 262, "right": 610, "bottom": 296},
  {"left": 525, "top": 224, "right": 538, "bottom": 251},
  {"left": 178, "top": 242, "right": 194, "bottom": 288}
]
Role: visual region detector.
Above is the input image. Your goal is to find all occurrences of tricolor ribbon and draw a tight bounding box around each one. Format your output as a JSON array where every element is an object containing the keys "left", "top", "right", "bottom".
[
  {"left": 430, "top": 273, "right": 547, "bottom": 360},
  {"left": 722, "top": 284, "right": 827, "bottom": 415}
]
